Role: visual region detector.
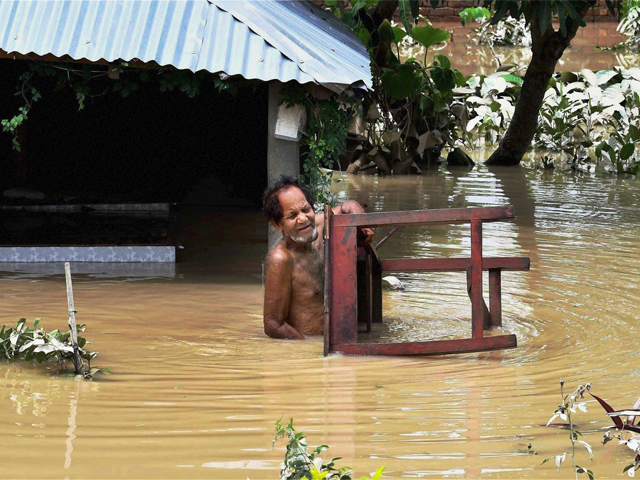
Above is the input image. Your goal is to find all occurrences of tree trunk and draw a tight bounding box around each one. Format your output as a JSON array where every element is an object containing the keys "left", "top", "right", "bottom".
[{"left": 485, "top": 2, "right": 595, "bottom": 166}]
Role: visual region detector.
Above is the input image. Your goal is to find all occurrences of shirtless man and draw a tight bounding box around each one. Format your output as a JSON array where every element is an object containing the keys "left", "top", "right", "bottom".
[{"left": 262, "top": 176, "right": 373, "bottom": 339}]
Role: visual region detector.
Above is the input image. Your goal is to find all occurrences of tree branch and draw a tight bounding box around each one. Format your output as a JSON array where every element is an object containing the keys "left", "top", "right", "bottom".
[{"left": 371, "top": 0, "right": 398, "bottom": 26}]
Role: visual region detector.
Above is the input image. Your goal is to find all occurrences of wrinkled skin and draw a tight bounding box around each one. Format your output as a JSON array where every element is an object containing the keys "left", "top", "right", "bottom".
[{"left": 263, "top": 186, "right": 373, "bottom": 340}]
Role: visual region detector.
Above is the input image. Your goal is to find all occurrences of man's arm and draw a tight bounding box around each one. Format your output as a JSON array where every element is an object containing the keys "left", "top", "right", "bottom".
[
  {"left": 263, "top": 249, "right": 305, "bottom": 340},
  {"left": 332, "top": 200, "right": 374, "bottom": 246}
]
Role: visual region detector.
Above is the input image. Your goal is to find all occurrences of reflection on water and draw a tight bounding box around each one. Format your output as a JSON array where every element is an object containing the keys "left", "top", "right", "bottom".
[{"left": 1, "top": 167, "right": 640, "bottom": 478}]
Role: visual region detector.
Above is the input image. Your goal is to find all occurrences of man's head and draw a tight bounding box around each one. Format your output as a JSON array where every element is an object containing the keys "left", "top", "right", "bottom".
[{"left": 263, "top": 176, "right": 318, "bottom": 245}]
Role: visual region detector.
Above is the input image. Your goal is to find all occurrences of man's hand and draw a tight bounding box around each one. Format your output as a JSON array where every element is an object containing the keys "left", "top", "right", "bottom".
[
  {"left": 334, "top": 200, "right": 375, "bottom": 247},
  {"left": 359, "top": 227, "right": 374, "bottom": 246}
]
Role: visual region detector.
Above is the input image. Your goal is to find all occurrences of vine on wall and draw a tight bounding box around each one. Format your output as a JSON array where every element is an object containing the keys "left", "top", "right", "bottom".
[
  {"left": 1, "top": 60, "right": 240, "bottom": 151},
  {"left": 281, "top": 83, "right": 360, "bottom": 207}
]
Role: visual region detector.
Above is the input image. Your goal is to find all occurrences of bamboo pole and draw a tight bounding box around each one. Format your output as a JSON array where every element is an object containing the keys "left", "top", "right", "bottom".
[{"left": 64, "top": 262, "right": 83, "bottom": 374}]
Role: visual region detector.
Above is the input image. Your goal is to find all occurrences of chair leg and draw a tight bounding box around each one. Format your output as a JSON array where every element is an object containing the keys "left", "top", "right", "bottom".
[
  {"left": 489, "top": 269, "right": 502, "bottom": 329},
  {"left": 371, "top": 252, "right": 383, "bottom": 324},
  {"left": 366, "top": 253, "right": 373, "bottom": 332},
  {"left": 466, "top": 267, "right": 491, "bottom": 331}
]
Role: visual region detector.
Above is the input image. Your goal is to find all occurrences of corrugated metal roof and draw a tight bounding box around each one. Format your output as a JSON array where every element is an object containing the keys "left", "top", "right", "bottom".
[{"left": 0, "top": 0, "right": 372, "bottom": 91}]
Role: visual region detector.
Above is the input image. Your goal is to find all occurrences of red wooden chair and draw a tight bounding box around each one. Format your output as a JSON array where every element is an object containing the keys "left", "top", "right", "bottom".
[{"left": 323, "top": 205, "right": 530, "bottom": 356}]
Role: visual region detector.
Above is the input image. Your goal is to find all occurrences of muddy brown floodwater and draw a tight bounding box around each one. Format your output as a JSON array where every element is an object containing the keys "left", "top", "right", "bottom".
[{"left": 1, "top": 167, "right": 640, "bottom": 479}]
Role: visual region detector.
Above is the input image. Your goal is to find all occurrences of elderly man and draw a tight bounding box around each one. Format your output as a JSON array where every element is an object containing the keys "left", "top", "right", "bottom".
[{"left": 262, "top": 176, "right": 373, "bottom": 339}]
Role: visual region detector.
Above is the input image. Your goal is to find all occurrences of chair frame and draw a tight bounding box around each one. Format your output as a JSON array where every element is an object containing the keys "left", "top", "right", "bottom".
[{"left": 323, "top": 205, "right": 530, "bottom": 356}]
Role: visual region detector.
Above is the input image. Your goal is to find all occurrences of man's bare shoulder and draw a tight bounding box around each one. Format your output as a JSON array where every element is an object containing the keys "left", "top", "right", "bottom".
[{"left": 266, "top": 242, "right": 293, "bottom": 267}]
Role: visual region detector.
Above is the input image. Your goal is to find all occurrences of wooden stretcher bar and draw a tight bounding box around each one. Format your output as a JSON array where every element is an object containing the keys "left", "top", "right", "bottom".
[
  {"left": 324, "top": 205, "right": 530, "bottom": 357},
  {"left": 331, "top": 205, "right": 515, "bottom": 228},
  {"left": 380, "top": 257, "right": 530, "bottom": 272}
]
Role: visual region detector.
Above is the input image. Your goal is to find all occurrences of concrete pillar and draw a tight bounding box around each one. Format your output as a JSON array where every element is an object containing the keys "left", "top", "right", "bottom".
[{"left": 267, "top": 81, "right": 300, "bottom": 251}]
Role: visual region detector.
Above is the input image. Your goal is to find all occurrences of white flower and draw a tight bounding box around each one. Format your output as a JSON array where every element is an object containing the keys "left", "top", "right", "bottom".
[
  {"left": 576, "top": 402, "right": 588, "bottom": 413},
  {"left": 555, "top": 453, "right": 566, "bottom": 471},
  {"left": 547, "top": 413, "right": 559, "bottom": 426},
  {"left": 313, "top": 457, "right": 323, "bottom": 472}
]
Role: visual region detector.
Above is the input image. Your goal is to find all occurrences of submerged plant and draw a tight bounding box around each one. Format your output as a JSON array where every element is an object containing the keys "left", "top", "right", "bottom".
[
  {"left": 460, "top": 7, "right": 531, "bottom": 48},
  {"left": 618, "top": 0, "right": 640, "bottom": 52},
  {"left": 589, "top": 390, "right": 640, "bottom": 477},
  {"left": 0, "top": 318, "right": 102, "bottom": 378},
  {"left": 273, "top": 418, "right": 384, "bottom": 480},
  {"left": 543, "top": 379, "right": 595, "bottom": 480}
]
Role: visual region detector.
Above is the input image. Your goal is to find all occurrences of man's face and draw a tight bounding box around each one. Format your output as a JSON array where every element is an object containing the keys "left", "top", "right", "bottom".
[{"left": 274, "top": 186, "right": 317, "bottom": 245}]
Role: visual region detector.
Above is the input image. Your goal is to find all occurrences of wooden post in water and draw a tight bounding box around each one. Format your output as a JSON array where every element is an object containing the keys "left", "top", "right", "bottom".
[{"left": 64, "top": 262, "right": 83, "bottom": 374}]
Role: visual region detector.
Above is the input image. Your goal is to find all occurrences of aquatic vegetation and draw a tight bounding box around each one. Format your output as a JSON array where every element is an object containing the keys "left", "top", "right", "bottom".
[
  {"left": 618, "top": 0, "right": 640, "bottom": 52},
  {"left": 460, "top": 7, "right": 531, "bottom": 48},
  {"left": 459, "top": 71, "right": 522, "bottom": 145},
  {"left": 536, "top": 68, "right": 640, "bottom": 174},
  {"left": 543, "top": 379, "right": 595, "bottom": 480},
  {"left": 455, "top": 66, "right": 640, "bottom": 175},
  {"left": 273, "top": 418, "right": 384, "bottom": 480},
  {"left": 589, "top": 390, "right": 640, "bottom": 477},
  {"left": 0, "top": 317, "right": 101, "bottom": 377}
]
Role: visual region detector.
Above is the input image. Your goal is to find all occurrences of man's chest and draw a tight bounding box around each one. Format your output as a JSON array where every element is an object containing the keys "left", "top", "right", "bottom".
[{"left": 291, "top": 249, "right": 324, "bottom": 293}]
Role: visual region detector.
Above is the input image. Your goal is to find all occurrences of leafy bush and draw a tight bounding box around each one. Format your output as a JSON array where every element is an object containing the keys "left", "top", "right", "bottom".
[
  {"left": 326, "top": 3, "right": 467, "bottom": 172},
  {"left": 618, "top": 0, "right": 640, "bottom": 52},
  {"left": 460, "top": 7, "right": 531, "bottom": 47},
  {"left": 457, "top": 70, "right": 522, "bottom": 145},
  {"left": 536, "top": 68, "right": 640, "bottom": 174},
  {"left": 273, "top": 418, "right": 384, "bottom": 480},
  {"left": 452, "top": 66, "right": 640, "bottom": 175},
  {"left": 0, "top": 318, "right": 101, "bottom": 376}
]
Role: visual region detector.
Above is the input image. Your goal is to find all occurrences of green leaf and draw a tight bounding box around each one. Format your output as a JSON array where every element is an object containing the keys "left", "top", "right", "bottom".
[
  {"left": 434, "top": 53, "right": 451, "bottom": 70},
  {"left": 621, "top": 143, "right": 635, "bottom": 160},
  {"left": 419, "top": 94, "right": 433, "bottom": 111},
  {"left": 431, "top": 67, "right": 456, "bottom": 92},
  {"left": 392, "top": 26, "right": 407, "bottom": 44},
  {"left": 381, "top": 64, "right": 418, "bottom": 99},
  {"left": 372, "top": 466, "right": 386, "bottom": 480},
  {"left": 355, "top": 27, "right": 371, "bottom": 47},
  {"left": 557, "top": 2, "right": 568, "bottom": 37},
  {"left": 410, "top": 26, "right": 449, "bottom": 50},
  {"left": 35, "top": 351, "right": 46, "bottom": 364},
  {"left": 539, "top": 0, "right": 551, "bottom": 35},
  {"left": 502, "top": 74, "right": 524, "bottom": 85},
  {"left": 378, "top": 19, "right": 395, "bottom": 41},
  {"left": 459, "top": 8, "right": 473, "bottom": 26},
  {"left": 398, "top": 0, "right": 413, "bottom": 34},
  {"left": 560, "top": 0, "right": 586, "bottom": 28},
  {"left": 605, "top": 0, "right": 616, "bottom": 17},
  {"left": 491, "top": 0, "right": 512, "bottom": 24},
  {"left": 410, "top": 0, "right": 420, "bottom": 21}
]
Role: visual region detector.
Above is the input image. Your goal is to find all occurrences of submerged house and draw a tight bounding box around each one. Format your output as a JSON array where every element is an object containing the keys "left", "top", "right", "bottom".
[{"left": 0, "top": 0, "right": 371, "bottom": 266}]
